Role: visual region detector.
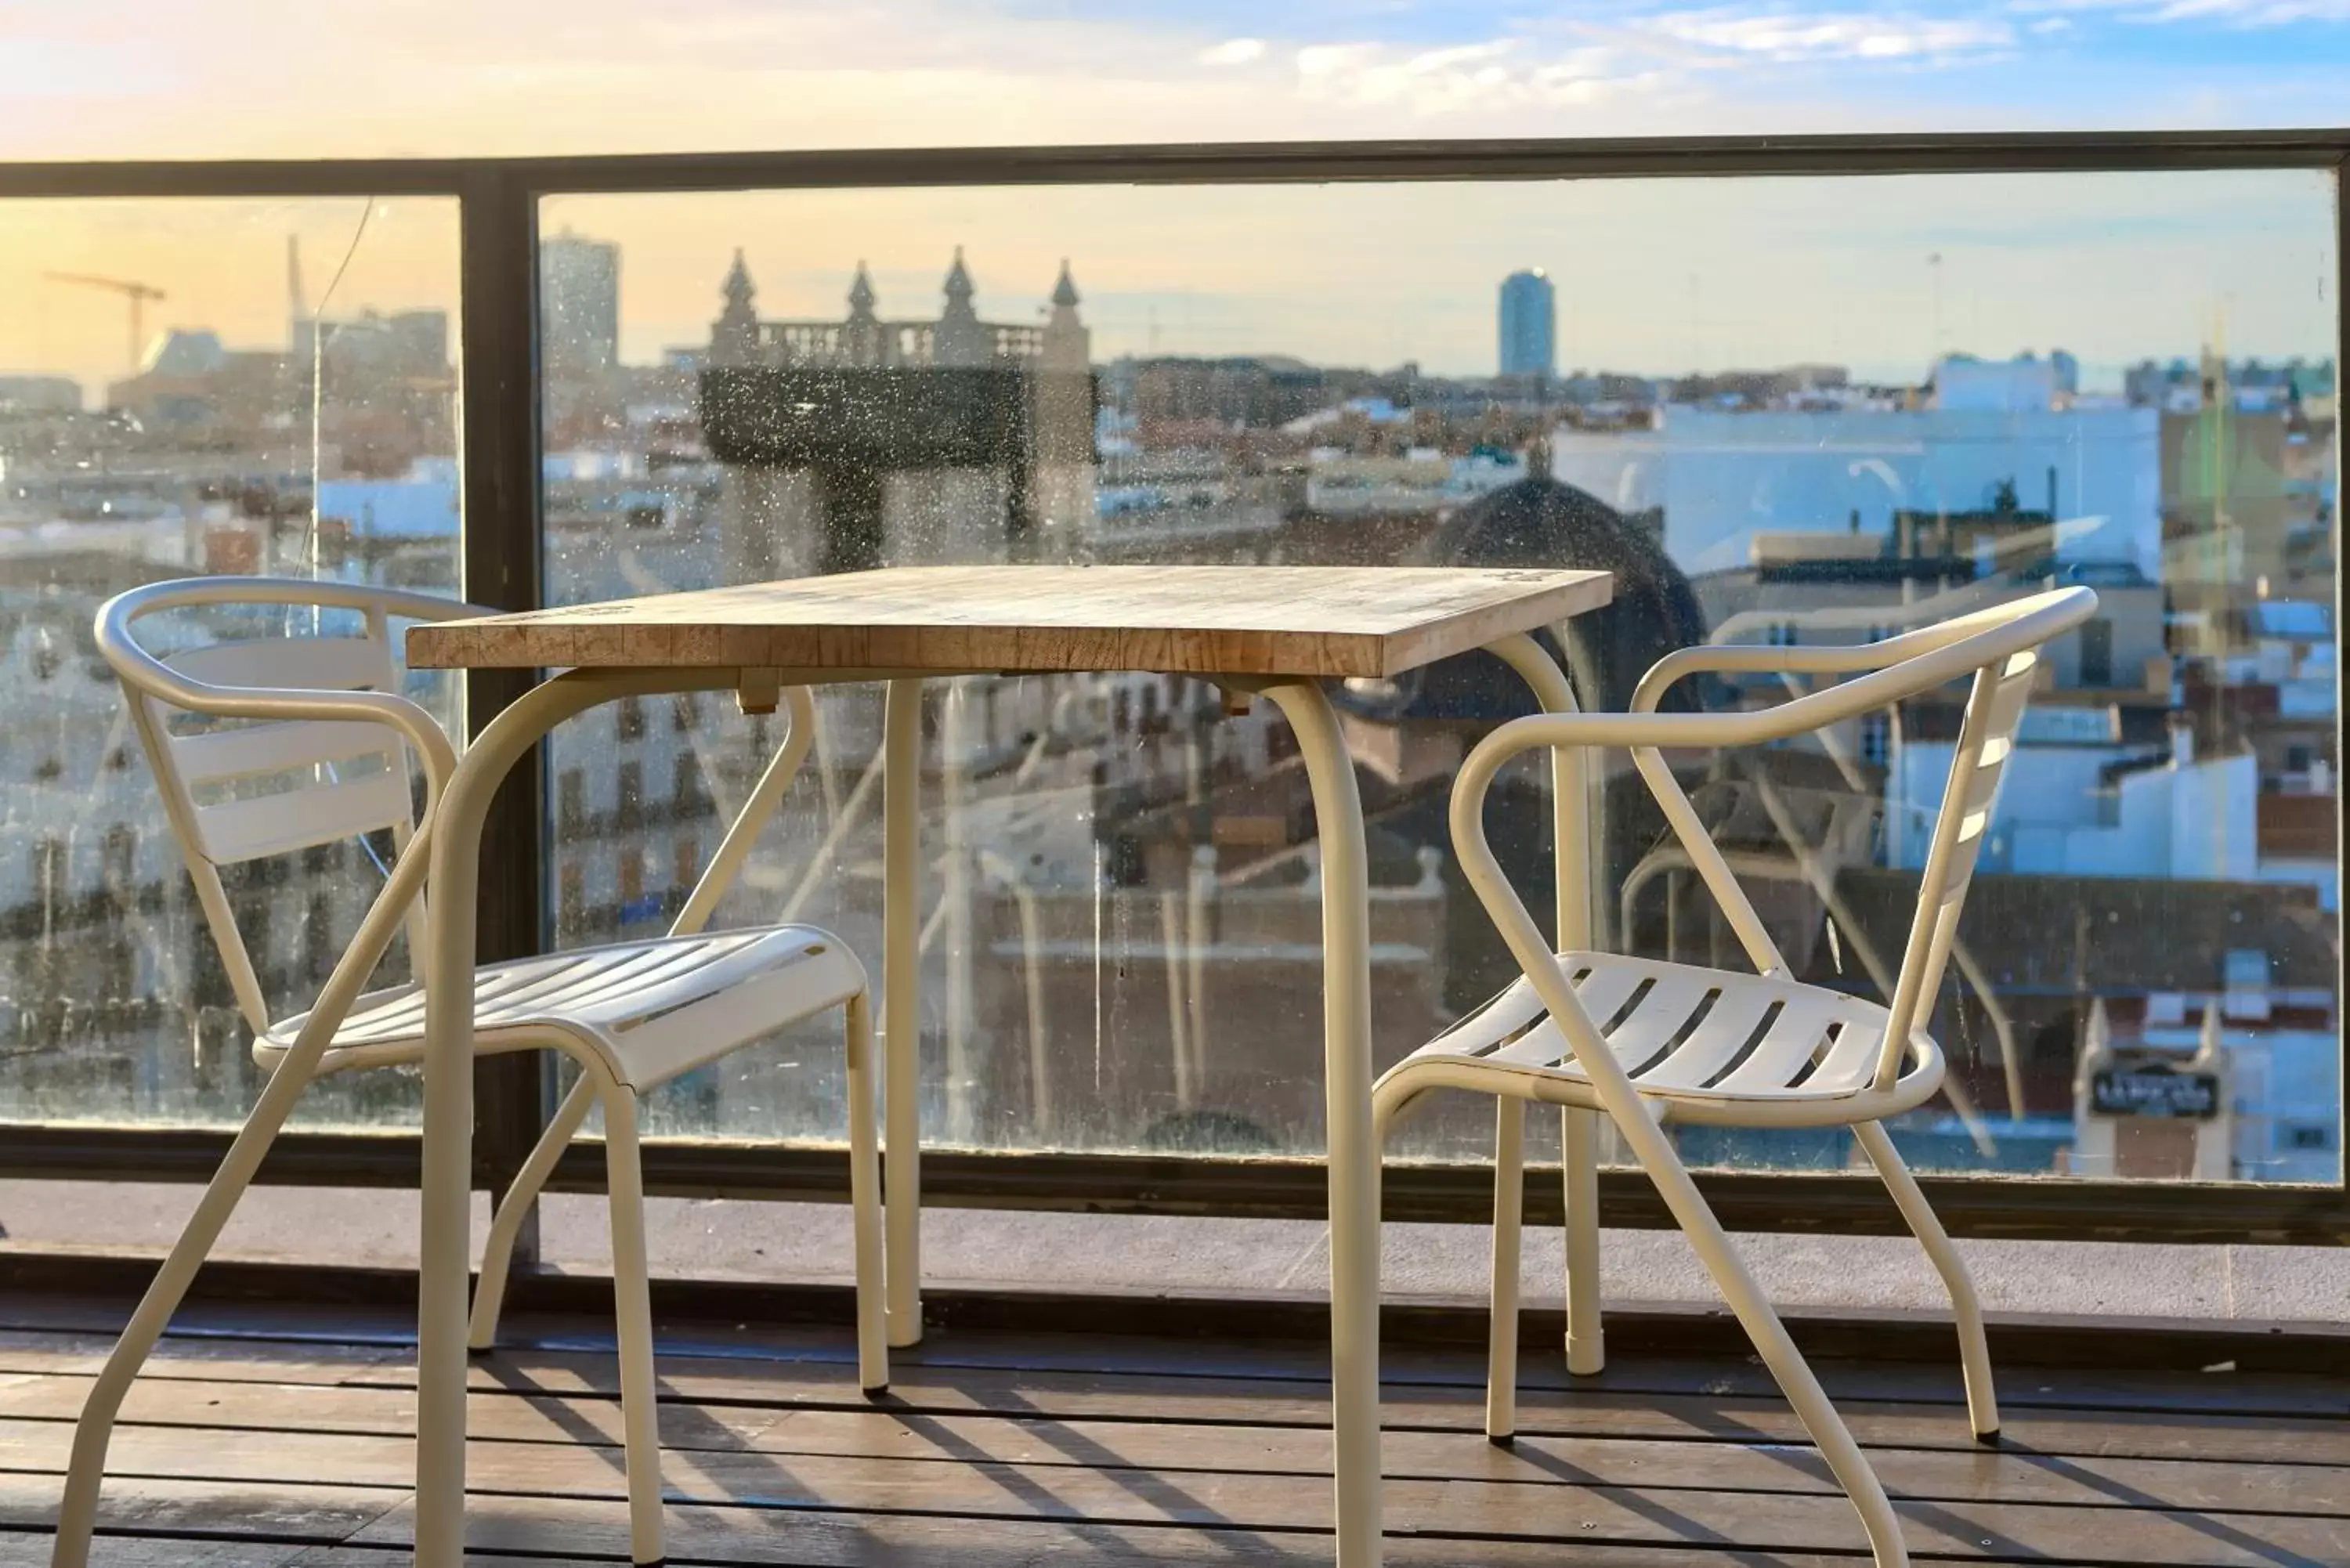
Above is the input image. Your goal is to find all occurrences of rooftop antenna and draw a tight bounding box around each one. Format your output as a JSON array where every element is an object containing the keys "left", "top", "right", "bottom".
[
  {"left": 1928, "top": 252, "right": 1945, "bottom": 363},
  {"left": 299, "top": 201, "right": 377, "bottom": 580},
  {"left": 287, "top": 234, "right": 306, "bottom": 341}
]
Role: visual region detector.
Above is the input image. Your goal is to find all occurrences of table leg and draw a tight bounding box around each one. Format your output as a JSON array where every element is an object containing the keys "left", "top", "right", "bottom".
[
  {"left": 883, "top": 677, "right": 924, "bottom": 1348},
  {"left": 416, "top": 725, "right": 512, "bottom": 1566},
  {"left": 417, "top": 669, "right": 656, "bottom": 1568},
  {"left": 1259, "top": 680, "right": 1379, "bottom": 1568},
  {"left": 1553, "top": 714, "right": 1607, "bottom": 1377}
]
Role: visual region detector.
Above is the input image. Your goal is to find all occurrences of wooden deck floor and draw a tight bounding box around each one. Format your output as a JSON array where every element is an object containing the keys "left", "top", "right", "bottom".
[{"left": 0, "top": 1302, "right": 2345, "bottom": 1566}]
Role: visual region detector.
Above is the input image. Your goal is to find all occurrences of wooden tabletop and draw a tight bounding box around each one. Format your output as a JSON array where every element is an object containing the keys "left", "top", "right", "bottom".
[{"left": 407, "top": 565, "right": 1612, "bottom": 680}]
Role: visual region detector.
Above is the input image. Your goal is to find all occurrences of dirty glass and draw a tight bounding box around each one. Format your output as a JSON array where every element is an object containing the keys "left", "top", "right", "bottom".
[
  {"left": 537, "top": 172, "right": 2338, "bottom": 1183},
  {"left": 0, "top": 197, "right": 461, "bottom": 1128}
]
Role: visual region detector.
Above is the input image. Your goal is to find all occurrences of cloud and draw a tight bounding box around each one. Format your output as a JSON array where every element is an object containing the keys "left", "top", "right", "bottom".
[
  {"left": 1634, "top": 9, "right": 2016, "bottom": 63},
  {"left": 2010, "top": 0, "right": 2350, "bottom": 21},
  {"left": 1199, "top": 37, "right": 1267, "bottom": 65},
  {"left": 1292, "top": 37, "right": 1674, "bottom": 114}
]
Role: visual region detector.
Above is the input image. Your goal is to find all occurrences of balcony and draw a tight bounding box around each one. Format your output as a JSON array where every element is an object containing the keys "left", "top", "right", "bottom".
[{"left": 1, "top": 115, "right": 2346, "bottom": 1568}]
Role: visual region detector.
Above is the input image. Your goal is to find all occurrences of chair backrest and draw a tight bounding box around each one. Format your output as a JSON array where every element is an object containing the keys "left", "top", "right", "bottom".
[
  {"left": 1872, "top": 622, "right": 2043, "bottom": 1085},
  {"left": 1617, "top": 585, "right": 2097, "bottom": 1093},
  {"left": 98, "top": 577, "right": 472, "bottom": 1035},
  {"left": 146, "top": 620, "right": 414, "bottom": 865},
  {"left": 1453, "top": 587, "right": 2095, "bottom": 1111}
]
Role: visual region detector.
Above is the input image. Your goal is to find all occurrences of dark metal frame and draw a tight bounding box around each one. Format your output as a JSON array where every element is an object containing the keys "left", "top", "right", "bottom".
[{"left": 2, "top": 131, "right": 2345, "bottom": 1251}]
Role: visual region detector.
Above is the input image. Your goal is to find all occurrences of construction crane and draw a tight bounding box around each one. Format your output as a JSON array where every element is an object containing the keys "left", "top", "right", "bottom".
[{"left": 44, "top": 272, "right": 168, "bottom": 374}]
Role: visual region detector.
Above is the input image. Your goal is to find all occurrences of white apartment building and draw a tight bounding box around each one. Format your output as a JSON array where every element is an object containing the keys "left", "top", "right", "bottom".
[{"left": 1551, "top": 397, "right": 2160, "bottom": 579}]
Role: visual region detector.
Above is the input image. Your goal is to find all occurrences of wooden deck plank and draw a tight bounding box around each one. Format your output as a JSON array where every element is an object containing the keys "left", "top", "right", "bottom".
[
  {"left": 0, "top": 1472, "right": 400, "bottom": 1544},
  {"left": 353, "top": 1489, "right": 2350, "bottom": 1568},
  {"left": 291, "top": 1541, "right": 2041, "bottom": 1568},
  {"left": 7, "top": 1317, "right": 2339, "bottom": 1424},
  {"left": 36, "top": 1449, "right": 2341, "bottom": 1568},
  {"left": 419, "top": 1332, "right": 2350, "bottom": 1420},
  {"left": 14, "top": 1353, "right": 2350, "bottom": 1471},
  {"left": 8, "top": 1383, "right": 2346, "bottom": 1519},
  {"left": 0, "top": 1532, "right": 326, "bottom": 1568},
  {"left": 0, "top": 1331, "right": 403, "bottom": 1387},
  {"left": 616, "top": 1323, "right": 2350, "bottom": 1419},
  {"left": 14, "top": 1418, "right": 2350, "bottom": 1564}
]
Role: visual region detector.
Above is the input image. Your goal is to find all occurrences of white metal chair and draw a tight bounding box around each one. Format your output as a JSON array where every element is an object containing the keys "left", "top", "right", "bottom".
[
  {"left": 56, "top": 576, "right": 888, "bottom": 1568},
  {"left": 1375, "top": 586, "right": 2098, "bottom": 1568}
]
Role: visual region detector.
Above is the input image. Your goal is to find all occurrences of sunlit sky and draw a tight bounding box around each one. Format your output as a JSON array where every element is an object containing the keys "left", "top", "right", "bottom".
[{"left": 2, "top": 3, "right": 2345, "bottom": 397}]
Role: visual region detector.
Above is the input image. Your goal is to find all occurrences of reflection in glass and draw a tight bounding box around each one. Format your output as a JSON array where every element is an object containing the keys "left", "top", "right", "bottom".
[
  {"left": 540, "top": 171, "right": 2337, "bottom": 1183},
  {"left": 0, "top": 197, "right": 461, "bottom": 1127}
]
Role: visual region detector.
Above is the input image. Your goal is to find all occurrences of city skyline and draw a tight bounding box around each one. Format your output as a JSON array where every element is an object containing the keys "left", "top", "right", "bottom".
[{"left": 3, "top": 166, "right": 2337, "bottom": 403}]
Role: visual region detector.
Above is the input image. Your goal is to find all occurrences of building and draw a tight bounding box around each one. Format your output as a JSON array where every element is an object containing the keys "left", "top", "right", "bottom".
[
  {"left": 1550, "top": 400, "right": 2162, "bottom": 580},
  {"left": 0, "top": 376, "right": 81, "bottom": 416},
  {"left": 1892, "top": 720, "right": 2255, "bottom": 883},
  {"left": 700, "top": 248, "right": 1097, "bottom": 576},
  {"left": 542, "top": 230, "right": 622, "bottom": 375},
  {"left": 1496, "top": 269, "right": 1555, "bottom": 381},
  {"left": 2159, "top": 404, "right": 2332, "bottom": 617},
  {"left": 315, "top": 310, "right": 449, "bottom": 379},
  {"left": 2125, "top": 353, "right": 2336, "bottom": 414},
  {"left": 1934, "top": 352, "right": 2061, "bottom": 413},
  {"left": 99, "top": 314, "right": 454, "bottom": 476}
]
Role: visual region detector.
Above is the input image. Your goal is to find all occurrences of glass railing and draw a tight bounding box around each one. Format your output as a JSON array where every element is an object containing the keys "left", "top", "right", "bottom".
[
  {"left": 1, "top": 139, "right": 2341, "bottom": 1238},
  {"left": 0, "top": 193, "right": 462, "bottom": 1129},
  {"left": 538, "top": 164, "right": 2340, "bottom": 1190}
]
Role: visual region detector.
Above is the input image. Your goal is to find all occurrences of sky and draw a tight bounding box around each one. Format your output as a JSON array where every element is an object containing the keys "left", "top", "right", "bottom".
[
  {"left": 5, "top": 0, "right": 2350, "bottom": 159},
  {"left": 2, "top": 2, "right": 2345, "bottom": 396}
]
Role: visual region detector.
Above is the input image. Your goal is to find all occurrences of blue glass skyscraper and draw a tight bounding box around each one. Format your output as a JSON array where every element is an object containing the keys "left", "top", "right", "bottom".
[{"left": 1498, "top": 268, "right": 1555, "bottom": 379}]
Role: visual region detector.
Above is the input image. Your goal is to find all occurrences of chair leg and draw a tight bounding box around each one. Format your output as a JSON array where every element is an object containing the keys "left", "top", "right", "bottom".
[
  {"left": 52, "top": 1060, "right": 317, "bottom": 1568},
  {"left": 1561, "top": 1106, "right": 1606, "bottom": 1376},
  {"left": 844, "top": 992, "right": 890, "bottom": 1396},
  {"left": 1622, "top": 1102, "right": 1909, "bottom": 1566},
  {"left": 471, "top": 1073, "right": 595, "bottom": 1353},
  {"left": 1855, "top": 1119, "right": 1999, "bottom": 1443},
  {"left": 598, "top": 1082, "right": 667, "bottom": 1568},
  {"left": 1486, "top": 1097, "right": 1524, "bottom": 1444}
]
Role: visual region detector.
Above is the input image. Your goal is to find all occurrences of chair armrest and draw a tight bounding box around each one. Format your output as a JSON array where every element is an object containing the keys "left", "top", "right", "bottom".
[
  {"left": 1632, "top": 584, "right": 2077, "bottom": 715},
  {"left": 110, "top": 657, "right": 460, "bottom": 799},
  {"left": 96, "top": 576, "right": 485, "bottom": 795}
]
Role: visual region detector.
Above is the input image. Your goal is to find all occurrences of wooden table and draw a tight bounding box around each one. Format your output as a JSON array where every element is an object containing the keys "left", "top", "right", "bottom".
[{"left": 405, "top": 564, "right": 1612, "bottom": 1568}]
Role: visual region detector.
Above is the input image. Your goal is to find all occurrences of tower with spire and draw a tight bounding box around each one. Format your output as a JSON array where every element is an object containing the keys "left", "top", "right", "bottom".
[
  {"left": 931, "top": 246, "right": 990, "bottom": 367},
  {"left": 710, "top": 249, "right": 761, "bottom": 367},
  {"left": 843, "top": 261, "right": 883, "bottom": 365},
  {"left": 1041, "top": 258, "right": 1089, "bottom": 372}
]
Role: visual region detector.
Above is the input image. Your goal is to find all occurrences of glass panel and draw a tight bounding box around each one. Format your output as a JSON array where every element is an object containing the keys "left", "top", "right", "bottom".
[
  {"left": 540, "top": 170, "right": 2338, "bottom": 1183},
  {"left": 0, "top": 197, "right": 462, "bottom": 1128}
]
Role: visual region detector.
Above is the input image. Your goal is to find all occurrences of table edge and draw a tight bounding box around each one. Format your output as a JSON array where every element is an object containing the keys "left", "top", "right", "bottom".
[{"left": 406, "top": 570, "right": 1614, "bottom": 679}]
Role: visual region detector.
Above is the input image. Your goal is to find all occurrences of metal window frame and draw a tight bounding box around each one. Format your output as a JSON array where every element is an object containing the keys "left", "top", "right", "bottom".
[{"left": 1, "top": 131, "right": 2344, "bottom": 1248}]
